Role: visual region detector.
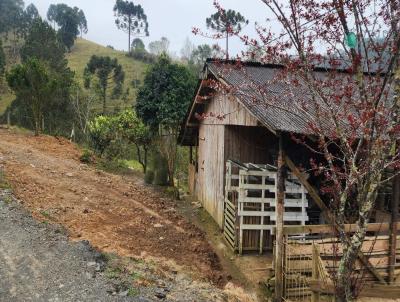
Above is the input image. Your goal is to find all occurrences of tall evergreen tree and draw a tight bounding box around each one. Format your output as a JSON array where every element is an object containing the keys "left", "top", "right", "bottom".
[
  {"left": 76, "top": 8, "right": 88, "bottom": 37},
  {"left": 113, "top": 0, "right": 149, "bottom": 52},
  {"left": 16, "top": 18, "right": 74, "bottom": 135},
  {"left": 84, "top": 55, "right": 125, "bottom": 115},
  {"left": 206, "top": 9, "right": 248, "bottom": 59},
  {"left": 46, "top": 3, "right": 83, "bottom": 50}
]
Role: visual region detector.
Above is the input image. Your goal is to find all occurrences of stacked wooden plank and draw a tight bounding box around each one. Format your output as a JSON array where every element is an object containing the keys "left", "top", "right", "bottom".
[{"left": 223, "top": 160, "right": 309, "bottom": 254}]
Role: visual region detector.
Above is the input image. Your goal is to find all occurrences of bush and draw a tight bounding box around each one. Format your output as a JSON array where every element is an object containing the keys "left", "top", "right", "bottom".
[
  {"left": 144, "top": 170, "right": 154, "bottom": 184},
  {"left": 80, "top": 148, "right": 94, "bottom": 164}
]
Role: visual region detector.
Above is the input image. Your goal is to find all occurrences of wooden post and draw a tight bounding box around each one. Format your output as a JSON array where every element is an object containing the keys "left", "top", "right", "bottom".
[
  {"left": 275, "top": 135, "right": 285, "bottom": 302},
  {"left": 389, "top": 175, "right": 400, "bottom": 283},
  {"left": 312, "top": 243, "right": 321, "bottom": 302},
  {"left": 7, "top": 111, "right": 10, "bottom": 128}
]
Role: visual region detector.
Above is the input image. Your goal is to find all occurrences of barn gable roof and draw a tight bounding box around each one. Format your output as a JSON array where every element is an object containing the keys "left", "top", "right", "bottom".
[{"left": 178, "top": 59, "right": 389, "bottom": 146}]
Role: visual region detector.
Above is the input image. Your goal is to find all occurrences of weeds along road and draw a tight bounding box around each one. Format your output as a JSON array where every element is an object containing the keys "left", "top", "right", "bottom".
[{"left": 0, "top": 129, "right": 228, "bottom": 289}]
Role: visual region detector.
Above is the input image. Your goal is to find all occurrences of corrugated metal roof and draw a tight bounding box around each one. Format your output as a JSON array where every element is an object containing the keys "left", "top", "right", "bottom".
[{"left": 207, "top": 61, "right": 350, "bottom": 134}]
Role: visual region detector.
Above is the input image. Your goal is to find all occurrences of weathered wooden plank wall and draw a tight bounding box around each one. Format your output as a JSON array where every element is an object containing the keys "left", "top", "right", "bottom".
[{"left": 194, "top": 94, "right": 277, "bottom": 228}]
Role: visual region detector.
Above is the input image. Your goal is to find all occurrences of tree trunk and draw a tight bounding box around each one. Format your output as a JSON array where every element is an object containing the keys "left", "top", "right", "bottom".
[
  {"left": 275, "top": 135, "right": 285, "bottom": 302},
  {"left": 128, "top": 17, "right": 132, "bottom": 53},
  {"left": 102, "top": 88, "right": 107, "bottom": 115},
  {"left": 226, "top": 32, "right": 229, "bottom": 60},
  {"left": 143, "top": 147, "right": 148, "bottom": 174},
  {"left": 135, "top": 144, "right": 147, "bottom": 173},
  {"left": 336, "top": 180, "right": 379, "bottom": 302},
  {"left": 168, "top": 169, "right": 174, "bottom": 187}
]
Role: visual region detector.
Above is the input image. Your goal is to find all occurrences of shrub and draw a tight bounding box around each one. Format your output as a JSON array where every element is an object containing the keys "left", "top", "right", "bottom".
[
  {"left": 144, "top": 170, "right": 154, "bottom": 184},
  {"left": 80, "top": 148, "right": 94, "bottom": 164}
]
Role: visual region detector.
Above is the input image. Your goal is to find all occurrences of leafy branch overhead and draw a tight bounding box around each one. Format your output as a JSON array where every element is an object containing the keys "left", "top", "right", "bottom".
[{"left": 113, "top": 0, "right": 149, "bottom": 52}]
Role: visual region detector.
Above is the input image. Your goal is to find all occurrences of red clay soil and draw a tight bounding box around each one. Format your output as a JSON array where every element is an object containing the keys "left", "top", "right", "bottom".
[{"left": 0, "top": 128, "right": 225, "bottom": 285}]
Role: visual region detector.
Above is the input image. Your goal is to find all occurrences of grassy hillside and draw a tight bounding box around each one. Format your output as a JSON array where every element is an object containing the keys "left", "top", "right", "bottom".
[{"left": 0, "top": 38, "right": 148, "bottom": 115}]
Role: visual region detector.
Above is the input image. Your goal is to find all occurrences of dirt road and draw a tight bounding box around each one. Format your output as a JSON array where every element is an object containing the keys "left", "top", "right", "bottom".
[
  {"left": 0, "top": 129, "right": 224, "bottom": 285},
  {"left": 0, "top": 191, "right": 134, "bottom": 301}
]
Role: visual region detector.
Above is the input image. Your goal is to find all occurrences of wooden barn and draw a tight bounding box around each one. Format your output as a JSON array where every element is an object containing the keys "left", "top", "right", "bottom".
[{"left": 178, "top": 60, "right": 399, "bottom": 257}]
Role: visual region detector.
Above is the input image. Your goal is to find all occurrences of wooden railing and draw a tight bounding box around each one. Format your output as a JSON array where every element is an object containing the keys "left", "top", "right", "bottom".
[{"left": 275, "top": 222, "right": 400, "bottom": 301}]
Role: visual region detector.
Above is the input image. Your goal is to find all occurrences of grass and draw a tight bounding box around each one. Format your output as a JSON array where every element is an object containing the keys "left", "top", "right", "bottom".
[
  {"left": 40, "top": 211, "right": 51, "bottom": 219},
  {"left": 0, "top": 38, "right": 149, "bottom": 115},
  {"left": 127, "top": 287, "right": 139, "bottom": 297},
  {"left": 66, "top": 38, "right": 148, "bottom": 113},
  {"left": 124, "top": 159, "right": 143, "bottom": 172}
]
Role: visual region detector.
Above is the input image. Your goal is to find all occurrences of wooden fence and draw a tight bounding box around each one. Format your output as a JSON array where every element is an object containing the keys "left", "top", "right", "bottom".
[{"left": 272, "top": 223, "right": 400, "bottom": 301}]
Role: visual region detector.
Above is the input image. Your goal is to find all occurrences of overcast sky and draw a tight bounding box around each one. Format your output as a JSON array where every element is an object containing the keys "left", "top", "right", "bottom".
[{"left": 30, "top": 0, "right": 275, "bottom": 55}]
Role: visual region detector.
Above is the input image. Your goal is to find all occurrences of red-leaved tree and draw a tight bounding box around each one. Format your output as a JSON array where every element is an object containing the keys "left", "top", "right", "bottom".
[{"left": 195, "top": 1, "right": 400, "bottom": 301}]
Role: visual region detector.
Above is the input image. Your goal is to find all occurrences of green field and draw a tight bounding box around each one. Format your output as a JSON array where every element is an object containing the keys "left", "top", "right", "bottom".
[{"left": 0, "top": 38, "right": 148, "bottom": 115}]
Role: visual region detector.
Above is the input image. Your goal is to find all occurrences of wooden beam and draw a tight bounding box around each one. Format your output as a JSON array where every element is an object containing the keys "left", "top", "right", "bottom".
[
  {"left": 284, "top": 154, "right": 387, "bottom": 284},
  {"left": 389, "top": 175, "right": 400, "bottom": 283},
  {"left": 275, "top": 135, "right": 285, "bottom": 302},
  {"left": 285, "top": 156, "right": 332, "bottom": 222},
  {"left": 309, "top": 280, "right": 400, "bottom": 299},
  {"left": 281, "top": 222, "right": 398, "bottom": 236}
]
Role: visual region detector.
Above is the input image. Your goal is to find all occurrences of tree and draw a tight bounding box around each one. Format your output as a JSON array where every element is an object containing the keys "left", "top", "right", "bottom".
[
  {"left": 188, "top": 44, "right": 223, "bottom": 73},
  {"left": 148, "top": 37, "right": 170, "bottom": 56},
  {"left": 0, "top": 0, "right": 25, "bottom": 59},
  {"left": 0, "top": 0, "right": 24, "bottom": 34},
  {"left": 131, "top": 38, "right": 145, "bottom": 52},
  {"left": 20, "top": 18, "right": 67, "bottom": 71},
  {"left": 47, "top": 4, "right": 58, "bottom": 29},
  {"left": 0, "top": 40, "right": 5, "bottom": 76},
  {"left": 116, "top": 110, "right": 151, "bottom": 173},
  {"left": 17, "top": 18, "right": 74, "bottom": 135},
  {"left": 46, "top": 3, "right": 82, "bottom": 50},
  {"left": 84, "top": 55, "right": 125, "bottom": 115},
  {"left": 113, "top": 0, "right": 149, "bottom": 53},
  {"left": 207, "top": 1, "right": 400, "bottom": 301},
  {"left": 136, "top": 54, "right": 196, "bottom": 186},
  {"left": 6, "top": 58, "right": 57, "bottom": 136},
  {"left": 75, "top": 8, "right": 88, "bottom": 37},
  {"left": 180, "top": 37, "right": 195, "bottom": 63},
  {"left": 23, "top": 3, "right": 39, "bottom": 29},
  {"left": 206, "top": 6, "right": 248, "bottom": 59}
]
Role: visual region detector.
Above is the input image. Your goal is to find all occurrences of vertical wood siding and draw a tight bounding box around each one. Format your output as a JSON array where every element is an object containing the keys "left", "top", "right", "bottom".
[{"left": 194, "top": 94, "right": 276, "bottom": 228}]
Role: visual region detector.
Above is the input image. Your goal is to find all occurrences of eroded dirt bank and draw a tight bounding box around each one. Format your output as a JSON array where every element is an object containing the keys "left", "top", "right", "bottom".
[{"left": 0, "top": 128, "right": 257, "bottom": 301}]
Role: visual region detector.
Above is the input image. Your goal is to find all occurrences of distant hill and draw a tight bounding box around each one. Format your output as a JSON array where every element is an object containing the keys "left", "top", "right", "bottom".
[{"left": 0, "top": 38, "right": 148, "bottom": 115}]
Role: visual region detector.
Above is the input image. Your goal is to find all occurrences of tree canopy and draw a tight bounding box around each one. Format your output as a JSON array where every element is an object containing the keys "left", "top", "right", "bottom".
[
  {"left": 136, "top": 54, "right": 196, "bottom": 130},
  {"left": 20, "top": 18, "right": 67, "bottom": 71},
  {"left": 46, "top": 3, "right": 86, "bottom": 50},
  {"left": 131, "top": 38, "right": 145, "bottom": 52},
  {"left": 76, "top": 8, "right": 88, "bottom": 37},
  {"left": 84, "top": 55, "right": 125, "bottom": 115},
  {"left": 113, "top": 0, "right": 149, "bottom": 52},
  {"left": 148, "top": 37, "right": 170, "bottom": 56},
  {"left": 206, "top": 8, "right": 248, "bottom": 58},
  {"left": 6, "top": 58, "right": 58, "bottom": 135},
  {"left": 0, "top": 0, "right": 24, "bottom": 34}
]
